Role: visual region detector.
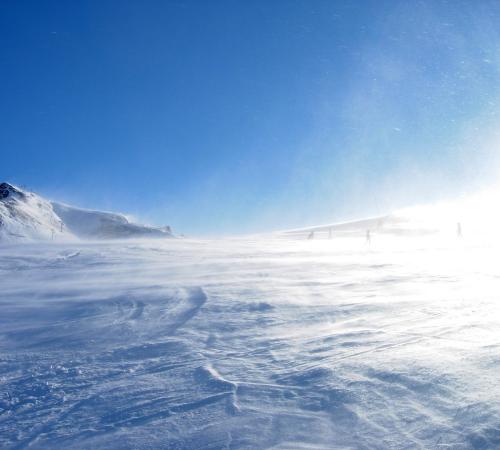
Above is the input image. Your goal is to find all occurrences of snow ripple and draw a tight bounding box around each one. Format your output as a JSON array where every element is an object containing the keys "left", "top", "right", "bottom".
[{"left": 1, "top": 238, "right": 500, "bottom": 448}]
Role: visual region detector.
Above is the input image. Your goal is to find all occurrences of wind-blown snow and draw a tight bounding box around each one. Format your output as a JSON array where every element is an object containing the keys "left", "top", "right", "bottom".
[{"left": 1, "top": 234, "right": 499, "bottom": 449}]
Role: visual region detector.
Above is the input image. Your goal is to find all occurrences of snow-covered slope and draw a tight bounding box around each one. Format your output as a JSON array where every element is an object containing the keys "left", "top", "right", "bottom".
[
  {"left": 52, "top": 202, "right": 172, "bottom": 240},
  {"left": 0, "top": 183, "right": 173, "bottom": 242},
  {"left": 281, "top": 213, "right": 441, "bottom": 240},
  {"left": 281, "top": 188, "right": 500, "bottom": 241},
  {"left": 0, "top": 183, "right": 75, "bottom": 242}
]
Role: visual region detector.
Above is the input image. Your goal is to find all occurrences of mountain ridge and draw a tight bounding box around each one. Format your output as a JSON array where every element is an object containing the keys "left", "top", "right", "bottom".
[{"left": 0, "top": 182, "right": 173, "bottom": 242}]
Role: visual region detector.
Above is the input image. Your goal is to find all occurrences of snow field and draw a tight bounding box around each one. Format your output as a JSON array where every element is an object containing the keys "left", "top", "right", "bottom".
[{"left": 0, "top": 236, "right": 499, "bottom": 449}]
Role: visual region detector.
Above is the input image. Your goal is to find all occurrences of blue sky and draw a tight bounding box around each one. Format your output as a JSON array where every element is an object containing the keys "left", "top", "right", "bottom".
[{"left": 2, "top": 0, "right": 500, "bottom": 235}]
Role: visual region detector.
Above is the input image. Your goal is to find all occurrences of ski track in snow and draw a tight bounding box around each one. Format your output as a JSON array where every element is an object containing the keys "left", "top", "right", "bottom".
[{"left": 0, "top": 237, "right": 499, "bottom": 449}]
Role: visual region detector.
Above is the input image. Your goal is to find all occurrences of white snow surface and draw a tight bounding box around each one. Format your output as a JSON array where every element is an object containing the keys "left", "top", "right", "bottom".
[
  {"left": 1, "top": 234, "right": 499, "bottom": 449},
  {"left": 0, "top": 183, "right": 172, "bottom": 242}
]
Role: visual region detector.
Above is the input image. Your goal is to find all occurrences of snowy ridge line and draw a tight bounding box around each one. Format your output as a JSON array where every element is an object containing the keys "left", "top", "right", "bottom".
[
  {"left": 280, "top": 214, "right": 392, "bottom": 234},
  {"left": 0, "top": 182, "right": 174, "bottom": 242}
]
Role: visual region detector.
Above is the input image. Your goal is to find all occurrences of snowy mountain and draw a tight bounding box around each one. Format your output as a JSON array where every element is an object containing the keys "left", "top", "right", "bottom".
[
  {"left": 0, "top": 183, "right": 173, "bottom": 242},
  {"left": 0, "top": 183, "right": 72, "bottom": 242}
]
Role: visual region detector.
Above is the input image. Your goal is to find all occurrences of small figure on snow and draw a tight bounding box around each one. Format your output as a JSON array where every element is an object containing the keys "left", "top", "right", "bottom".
[{"left": 366, "top": 229, "right": 371, "bottom": 245}]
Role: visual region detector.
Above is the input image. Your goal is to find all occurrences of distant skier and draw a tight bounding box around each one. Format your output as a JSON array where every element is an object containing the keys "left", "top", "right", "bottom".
[
  {"left": 308, "top": 231, "right": 315, "bottom": 240},
  {"left": 366, "top": 229, "right": 371, "bottom": 245},
  {"left": 457, "top": 222, "right": 462, "bottom": 238}
]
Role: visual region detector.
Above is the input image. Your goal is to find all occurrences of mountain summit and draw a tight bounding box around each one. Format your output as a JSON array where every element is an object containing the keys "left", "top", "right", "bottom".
[{"left": 0, "top": 183, "right": 173, "bottom": 242}]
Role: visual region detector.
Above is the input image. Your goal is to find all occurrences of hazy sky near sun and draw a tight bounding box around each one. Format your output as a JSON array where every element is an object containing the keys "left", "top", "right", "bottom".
[{"left": 3, "top": 0, "right": 500, "bottom": 235}]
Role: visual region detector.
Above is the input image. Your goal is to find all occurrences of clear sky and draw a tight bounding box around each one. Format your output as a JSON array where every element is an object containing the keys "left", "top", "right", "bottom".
[{"left": 2, "top": 0, "right": 500, "bottom": 235}]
